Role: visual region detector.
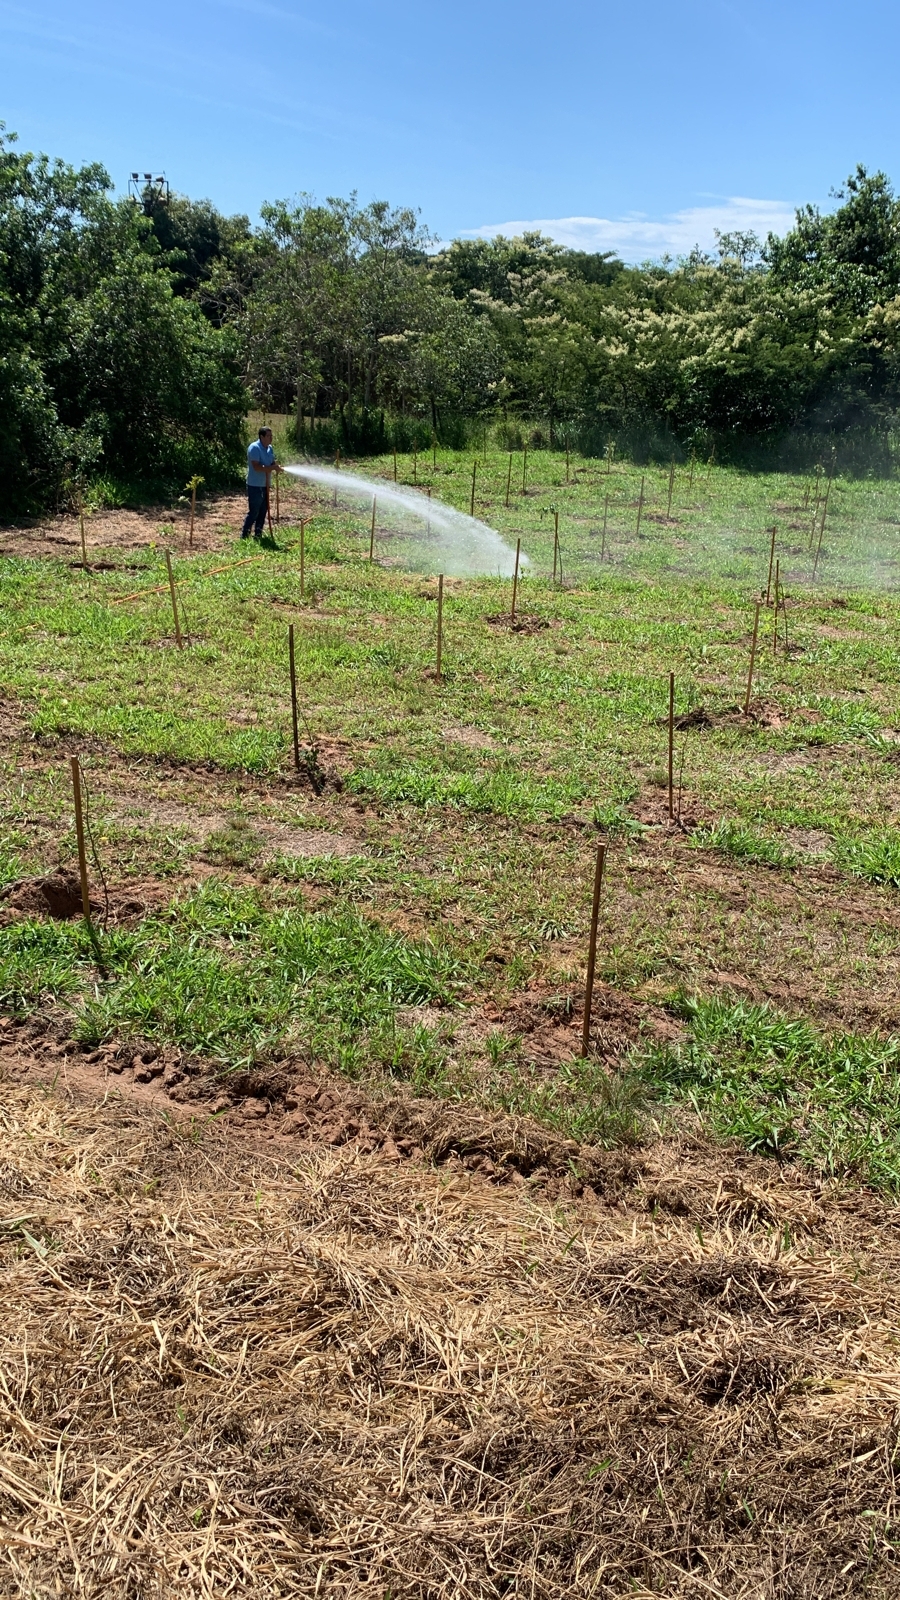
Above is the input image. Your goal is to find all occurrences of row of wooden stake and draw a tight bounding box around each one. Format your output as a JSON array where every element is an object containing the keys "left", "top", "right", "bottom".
[{"left": 68, "top": 733, "right": 611, "bottom": 1058}]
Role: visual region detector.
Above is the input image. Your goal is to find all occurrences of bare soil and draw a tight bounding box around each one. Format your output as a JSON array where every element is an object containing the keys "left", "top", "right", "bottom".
[{"left": 0, "top": 486, "right": 317, "bottom": 562}]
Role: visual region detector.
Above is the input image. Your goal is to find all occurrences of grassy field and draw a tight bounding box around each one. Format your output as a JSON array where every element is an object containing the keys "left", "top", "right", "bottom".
[
  {"left": 5, "top": 446, "right": 900, "bottom": 1595},
  {"left": 3, "top": 446, "right": 900, "bottom": 1178}
]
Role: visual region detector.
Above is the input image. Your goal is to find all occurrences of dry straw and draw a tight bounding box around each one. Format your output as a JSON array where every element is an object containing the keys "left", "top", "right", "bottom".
[{"left": 3, "top": 1081, "right": 900, "bottom": 1598}]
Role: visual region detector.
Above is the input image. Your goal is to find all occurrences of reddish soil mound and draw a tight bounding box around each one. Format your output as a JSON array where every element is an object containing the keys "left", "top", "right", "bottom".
[
  {"left": 0, "top": 872, "right": 164, "bottom": 926},
  {"left": 0, "top": 871, "right": 93, "bottom": 920},
  {"left": 485, "top": 611, "right": 550, "bottom": 634}
]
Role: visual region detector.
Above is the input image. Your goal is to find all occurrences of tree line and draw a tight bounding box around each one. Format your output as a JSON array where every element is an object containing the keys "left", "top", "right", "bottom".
[{"left": 4, "top": 118, "right": 900, "bottom": 514}]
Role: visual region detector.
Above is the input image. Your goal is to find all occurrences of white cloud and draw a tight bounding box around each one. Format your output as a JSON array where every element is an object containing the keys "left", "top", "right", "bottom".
[{"left": 463, "top": 196, "right": 798, "bottom": 263}]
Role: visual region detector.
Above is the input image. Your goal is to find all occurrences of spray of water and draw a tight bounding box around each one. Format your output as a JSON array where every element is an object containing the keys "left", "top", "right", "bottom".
[{"left": 284, "top": 463, "right": 525, "bottom": 577}]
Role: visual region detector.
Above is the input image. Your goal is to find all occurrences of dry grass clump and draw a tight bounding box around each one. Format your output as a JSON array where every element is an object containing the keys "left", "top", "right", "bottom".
[{"left": 2, "top": 1081, "right": 900, "bottom": 1597}]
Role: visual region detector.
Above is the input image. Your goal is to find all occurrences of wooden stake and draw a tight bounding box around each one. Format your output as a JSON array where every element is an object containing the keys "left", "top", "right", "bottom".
[
  {"left": 370, "top": 497, "right": 376, "bottom": 563},
  {"left": 581, "top": 841, "right": 607, "bottom": 1057},
  {"left": 432, "top": 434, "right": 437, "bottom": 471},
  {"left": 274, "top": 472, "right": 280, "bottom": 525},
  {"left": 164, "top": 550, "right": 183, "bottom": 648},
  {"left": 470, "top": 460, "right": 477, "bottom": 517},
  {"left": 510, "top": 538, "right": 521, "bottom": 623},
  {"left": 773, "top": 560, "right": 780, "bottom": 653},
  {"left": 781, "top": 586, "right": 790, "bottom": 655},
  {"left": 744, "top": 602, "right": 761, "bottom": 715},
  {"left": 667, "top": 460, "right": 675, "bottom": 519},
  {"left": 565, "top": 441, "right": 570, "bottom": 483},
  {"left": 288, "top": 624, "right": 300, "bottom": 771},
  {"left": 636, "top": 476, "right": 645, "bottom": 537},
  {"left": 552, "top": 510, "right": 560, "bottom": 585},
  {"left": 413, "top": 445, "right": 417, "bottom": 485},
  {"left": 69, "top": 755, "right": 93, "bottom": 927},
  {"left": 79, "top": 501, "right": 88, "bottom": 569},
  {"left": 668, "top": 672, "right": 675, "bottom": 820},
  {"left": 190, "top": 481, "right": 197, "bottom": 545},
  {"left": 689, "top": 450, "right": 695, "bottom": 491},
  {"left": 601, "top": 493, "right": 609, "bottom": 561},
  {"left": 393, "top": 445, "right": 398, "bottom": 483},
  {"left": 522, "top": 448, "right": 528, "bottom": 494},
  {"left": 505, "top": 453, "right": 513, "bottom": 508},
  {"left": 813, "top": 505, "right": 827, "bottom": 580},
  {"left": 300, "top": 518, "right": 306, "bottom": 598},
  {"left": 436, "top": 573, "right": 444, "bottom": 678},
  {"left": 765, "top": 527, "right": 776, "bottom": 605}
]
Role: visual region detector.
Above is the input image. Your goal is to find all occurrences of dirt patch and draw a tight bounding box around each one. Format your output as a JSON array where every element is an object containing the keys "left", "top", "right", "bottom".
[
  {"left": 0, "top": 871, "right": 89, "bottom": 920},
  {"left": 441, "top": 724, "right": 497, "bottom": 750},
  {"left": 474, "top": 980, "right": 683, "bottom": 1070},
  {"left": 784, "top": 827, "right": 833, "bottom": 859},
  {"left": 747, "top": 700, "right": 823, "bottom": 731},
  {"left": 629, "top": 790, "right": 714, "bottom": 831},
  {"left": 753, "top": 749, "right": 816, "bottom": 773},
  {"left": 2, "top": 1019, "right": 638, "bottom": 1197},
  {"left": 266, "top": 826, "right": 363, "bottom": 859},
  {"left": 0, "top": 871, "right": 168, "bottom": 927},
  {"left": 0, "top": 488, "right": 318, "bottom": 562},
  {"left": 485, "top": 612, "right": 550, "bottom": 634}
]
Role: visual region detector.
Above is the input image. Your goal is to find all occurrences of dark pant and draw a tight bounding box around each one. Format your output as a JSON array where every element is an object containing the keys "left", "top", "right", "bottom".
[{"left": 242, "top": 485, "right": 269, "bottom": 537}]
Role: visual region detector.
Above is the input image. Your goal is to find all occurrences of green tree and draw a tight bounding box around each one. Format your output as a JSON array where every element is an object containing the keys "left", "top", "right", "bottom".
[{"left": 0, "top": 125, "right": 247, "bottom": 513}]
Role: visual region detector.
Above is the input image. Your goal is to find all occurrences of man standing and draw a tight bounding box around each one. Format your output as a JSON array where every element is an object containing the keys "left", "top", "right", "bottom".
[{"left": 242, "top": 426, "right": 282, "bottom": 538}]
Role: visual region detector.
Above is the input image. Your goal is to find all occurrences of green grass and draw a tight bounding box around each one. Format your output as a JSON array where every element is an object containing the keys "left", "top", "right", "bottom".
[
  {"left": 490, "top": 1055, "right": 655, "bottom": 1148},
  {"left": 691, "top": 818, "right": 796, "bottom": 869},
  {"left": 6, "top": 444, "right": 900, "bottom": 1184},
  {"left": 346, "top": 762, "right": 583, "bottom": 819},
  {"left": 644, "top": 995, "right": 900, "bottom": 1191},
  {"left": 0, "top": 884, "right": 467, "bottom": 1073},
  {"left": 833, "top": 830, "right": 900, "bottom": 887}
]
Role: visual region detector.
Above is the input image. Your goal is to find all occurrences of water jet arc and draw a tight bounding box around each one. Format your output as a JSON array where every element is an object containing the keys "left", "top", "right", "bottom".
[{"left": 284, "top": 464, "right": 525, "bottom": 577}]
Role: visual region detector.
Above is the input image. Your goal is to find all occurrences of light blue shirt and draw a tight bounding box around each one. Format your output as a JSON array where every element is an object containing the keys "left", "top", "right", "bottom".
[{"left": 247, "top": 440, "right": 275, "bottom": 487}]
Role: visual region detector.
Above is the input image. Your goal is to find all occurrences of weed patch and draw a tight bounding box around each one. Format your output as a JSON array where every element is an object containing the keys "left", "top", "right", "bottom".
[
  {"left": 347, "top": 762, "right": 581, "bottom": 819},
  {"left": 644, "top": 994, "right": 900, "bottom": 1189},
  {"left": 491, "top": 1058, "right": 655, "bottom": 1148},
  {"left": 833, "top": 830, "right": 900, "bottom": 887},
  {"left": 692, "top": 818, "right": 795, "bottom": 868},
  {"left": 0, "top": 884, "right": 468, "bottom": 1072}
]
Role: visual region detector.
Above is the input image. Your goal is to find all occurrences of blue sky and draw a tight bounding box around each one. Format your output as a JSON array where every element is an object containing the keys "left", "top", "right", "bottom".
[{"left": 1, "top": 0, "right": 897, "bottom": 261}]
